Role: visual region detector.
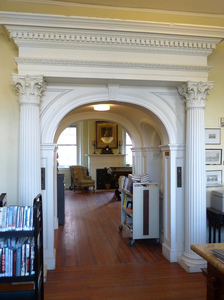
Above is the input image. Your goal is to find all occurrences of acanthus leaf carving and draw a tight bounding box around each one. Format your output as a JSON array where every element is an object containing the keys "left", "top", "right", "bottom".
[
  {"left": 178, "top": 81, "right": 214, "bottom": 109},
  {"left": 12, "top": 74, "right": 46, "bottom": 106}
]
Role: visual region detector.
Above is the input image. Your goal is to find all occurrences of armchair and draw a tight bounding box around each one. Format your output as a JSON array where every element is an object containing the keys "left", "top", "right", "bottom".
[{"left": 70, "top": 165, "right": 95, "bottom": 192}]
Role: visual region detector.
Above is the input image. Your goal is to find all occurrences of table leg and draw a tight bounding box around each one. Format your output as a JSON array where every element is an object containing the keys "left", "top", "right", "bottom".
[
  {"left": 209, "top": 221, "right": 212, "bottom": 243},
  {"left": 114, "top": 175, "right": 121, "bottom": 201}
]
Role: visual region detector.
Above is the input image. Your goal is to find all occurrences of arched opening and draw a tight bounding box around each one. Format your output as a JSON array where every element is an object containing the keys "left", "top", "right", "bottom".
[{"left": 40, "top": 82, "right": 185, "bottom": 269}]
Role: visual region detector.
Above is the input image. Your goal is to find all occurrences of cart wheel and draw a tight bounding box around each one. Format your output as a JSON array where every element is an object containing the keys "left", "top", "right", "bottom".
[
  {"left": 154, "top": 239, "right": 160, "bottom": 245},
  {"left": 128, "top": 240, "right": 135, "bottom": 247},
  {"left": 119, "top": 225, "right": 123, "bottom": 231}
]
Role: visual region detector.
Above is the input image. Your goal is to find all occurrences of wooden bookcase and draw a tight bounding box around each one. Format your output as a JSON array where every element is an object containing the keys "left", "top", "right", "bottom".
[
  {"left": 119, "top": 182, "right": 159, "bottom": 247},
  {"left": 0, "top": 194, "right": 44, "bottom": 300}
]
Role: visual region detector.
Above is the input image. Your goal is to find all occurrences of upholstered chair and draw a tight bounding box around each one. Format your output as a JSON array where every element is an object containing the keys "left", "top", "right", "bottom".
[{"left": 70, "top": 165, "right": 95, "bottom": 192}]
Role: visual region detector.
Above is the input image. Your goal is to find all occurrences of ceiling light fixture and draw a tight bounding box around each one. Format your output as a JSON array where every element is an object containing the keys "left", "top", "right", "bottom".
[{"left": 94, "top": 104, "right": 110, "bottom": 111}]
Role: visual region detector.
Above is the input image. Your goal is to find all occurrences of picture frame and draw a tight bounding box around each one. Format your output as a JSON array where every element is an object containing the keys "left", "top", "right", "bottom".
[
  {"left": 206, "top": 170, "right": 222, "bottom": 187},
  {"left": 205, "top": 149, "right": 222, "bottom": 165},
  {"left": 205, "top": 128, "right": 221, "bottom": 145},
  {"left": 96, "top": 121, "right": 118, "bottom": 149}
]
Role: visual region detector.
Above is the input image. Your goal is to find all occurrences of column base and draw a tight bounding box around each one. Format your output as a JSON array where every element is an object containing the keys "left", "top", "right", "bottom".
[
  {"left": 178, "top": 252, "right": 207, "bottom": 273},
  {"left": 162, "top": 242, "right": 183, "bottom": 262},
  {"left": 44, "top": 248, "right": 56, "bottom": 270}
]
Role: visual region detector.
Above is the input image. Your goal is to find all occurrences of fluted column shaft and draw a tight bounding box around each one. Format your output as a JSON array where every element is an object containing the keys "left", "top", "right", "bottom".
[
  {"left": 178, "top": 81, "right": 214, "bottom": 268},
  {"left": 13, "top": 75, "right": 46, "bottom": 206}
]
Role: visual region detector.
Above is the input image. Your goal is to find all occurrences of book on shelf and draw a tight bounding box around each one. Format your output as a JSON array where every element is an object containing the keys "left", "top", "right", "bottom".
[
  {"left": 0, "top": 205, "right": 34, "bottom": 232},
  {"left": 0, "top": 236, "right": 35, "bottom": 278},
  {"left": 126, "top": 200, "right": 133, "bottom": 210},
  {"left": 123, "top": 194, "right": 128, "bottom": 208}
]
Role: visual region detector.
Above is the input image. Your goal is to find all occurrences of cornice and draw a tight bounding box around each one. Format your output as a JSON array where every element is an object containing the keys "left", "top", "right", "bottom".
[
  {"left": 1, "top": 12, "right": 224, "bottom": 39},
  {"left": 5, "top": 25, "right": 221, "bottom": 55},
  {"left": 14, "top": 58, "right": 212, "bottom": 73}
]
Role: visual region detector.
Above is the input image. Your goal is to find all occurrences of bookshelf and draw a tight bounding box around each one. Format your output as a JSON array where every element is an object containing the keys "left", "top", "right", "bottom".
[
  {"left": 119, "top": 178, "right": 159, "bottom": 247},
  {"left": 0, "top": 194, "right": 44, "bottom": 300}
]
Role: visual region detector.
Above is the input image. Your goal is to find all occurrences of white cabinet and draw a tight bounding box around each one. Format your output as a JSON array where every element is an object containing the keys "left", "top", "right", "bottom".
[{"left": 119, "top": 182, "right": 159, "bottom": 246}]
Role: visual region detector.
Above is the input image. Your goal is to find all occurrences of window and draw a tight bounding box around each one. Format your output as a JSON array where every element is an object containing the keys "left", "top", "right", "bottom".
[
  {"left": 125, "top": 132, "right": 132, "bottom": 166},
  {"left": 57, "top": 126, "right": 77, "bottom": 167}
]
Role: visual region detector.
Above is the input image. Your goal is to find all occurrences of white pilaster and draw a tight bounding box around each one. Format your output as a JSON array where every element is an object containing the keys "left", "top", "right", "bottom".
[
  {"left": 178, "top": 81, "right": 214, "bottom": 272},
  {"left": 160, "top": 144, "right": 185, "bottom": 262},
  {"left": 12, "top": 75, "right": 46, "bottom": 206},
  {"left": 131, "top": 148, "right": 145, "bottom": 175},
  {"left": 41, "top": 143, "right": 57, "bottom": 270}
]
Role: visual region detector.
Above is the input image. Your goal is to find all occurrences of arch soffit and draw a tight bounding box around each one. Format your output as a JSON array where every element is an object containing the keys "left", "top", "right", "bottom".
[{"left": 40, "top": 85, "right": 183, "bottom": 145}]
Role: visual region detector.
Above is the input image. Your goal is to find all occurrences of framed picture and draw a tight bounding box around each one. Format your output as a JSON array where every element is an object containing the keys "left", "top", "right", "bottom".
[
  {"left": 206, "top": 170, "right": 222, "bottom": 187},
  {"left": 205, "top": 149, "right": 222, "bottom": 165},
  {"left": 96, "top": 121, "right": 118, "bottom": 149},
  {"left": 205, "top": 128, "right": 221, "bottom": 145}
]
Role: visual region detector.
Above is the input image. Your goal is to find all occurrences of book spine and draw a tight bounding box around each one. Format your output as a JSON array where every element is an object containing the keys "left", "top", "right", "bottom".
[
  {"left": 23, "top": 206, "right": 30, "bottom": 230},
  {"left": 25, "top": 243, "right": 30, "bottom": 276},
  {"left": 12, "top": 206, "right": 18, "bottom": 230},
  {"left": 2, "top": 247, "right": 5, "bottom": 276},
  {"left": 5, "top": 247, "right": 9, "bottom": 277},
  {"left": 30, "top": 207, "right": 33, "bottom": 230},
  {"left": 16, "top": 206, "right": 21, "bottom": 231},
  {"left": 18, "top": 207, "right": 24, "bottom": 231},
  {"left": 13, "top": 249, "right": 16, "bottom": 277},
  {"left": 21, "top": 244, "right": 26, "bottom": 276},
  {"left": 0, "top": 207, "right": 3, "bottom": 231},
  {"left": 16, "top": 247, "right": 21, "bottom": 276},
  {"left": 0, "top": 248, "right": 2, "bottom": 277},
  {"left": 30, "top": 244, "right": 35, "bottom": 275},
  {"left": 9, "top": 248, "right": 13, "bottom": 277},
  {"left": 7, "top": 206, "right": 13, "bottom": 231},
  {"left": 2, "top": 207, "right": 7, "bottom": 231}
]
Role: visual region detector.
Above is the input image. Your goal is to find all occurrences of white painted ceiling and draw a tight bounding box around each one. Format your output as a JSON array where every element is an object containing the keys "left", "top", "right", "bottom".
[{"left": 50, "top": 0, "right": 224, "bottom": 15}]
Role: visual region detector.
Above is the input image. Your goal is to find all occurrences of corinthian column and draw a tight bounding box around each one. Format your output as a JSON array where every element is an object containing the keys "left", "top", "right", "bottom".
[
  {"left": 12, "top": 75, "right": 46, "bottom": 206},
  {"left": 178, "top": 81, "right": 214, "bottom": 272}
]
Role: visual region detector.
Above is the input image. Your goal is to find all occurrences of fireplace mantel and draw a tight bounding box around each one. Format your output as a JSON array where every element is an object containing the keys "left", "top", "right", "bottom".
[{"left": 87, "top": 154, "right": 126, "bottom": 185}]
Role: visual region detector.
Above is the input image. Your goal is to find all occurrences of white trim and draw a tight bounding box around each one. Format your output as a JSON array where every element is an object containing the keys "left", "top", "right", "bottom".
[
  {"left": 14, "top": 59, "right": 213, "bottom": 71},
  {"left": 1, "top": 12, "right": 224, "bottom": 38}
]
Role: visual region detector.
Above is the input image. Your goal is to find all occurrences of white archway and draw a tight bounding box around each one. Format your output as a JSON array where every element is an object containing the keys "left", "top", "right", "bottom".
[{"left": 40, "top": 82, "right": 186, "bottom": 269}]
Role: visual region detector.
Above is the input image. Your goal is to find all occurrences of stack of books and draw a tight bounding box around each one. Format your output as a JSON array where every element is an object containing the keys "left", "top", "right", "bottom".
[
  {"left": 140, "top": 174, "right": 150, "bottom": 183},
  {"left": 212, "top": 249, "right": 224, "bottom": 263}
]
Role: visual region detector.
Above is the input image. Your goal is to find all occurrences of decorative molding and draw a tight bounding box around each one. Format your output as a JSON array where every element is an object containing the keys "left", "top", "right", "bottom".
[
  {"left": 6, "top": 26, "right": 221, "bottom": 55},
  {"left": 178, "top": 81, "right": 214, "bottom": 108},
  {"left": 14, "top": 58, "right": 212, "bottom": 73},
  {"left": 1, "top": 12, "right": 224, "bottom": 39},
  {"left": 12, "top": 74, "right": 46, "bottom": 105}
]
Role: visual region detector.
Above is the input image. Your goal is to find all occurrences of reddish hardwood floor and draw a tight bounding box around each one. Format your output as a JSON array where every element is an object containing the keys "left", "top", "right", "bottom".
[{"left": 44, "top": 190, "right": 206, "bottom": 299}]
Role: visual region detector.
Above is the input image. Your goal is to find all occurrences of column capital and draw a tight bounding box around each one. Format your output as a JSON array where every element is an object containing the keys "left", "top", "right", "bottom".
[
  {"left": 12, "top": 74, "right": 46, "bottom": 106},
  {"left": 177, "top": 81, "right": 214, "bottom": 109}
]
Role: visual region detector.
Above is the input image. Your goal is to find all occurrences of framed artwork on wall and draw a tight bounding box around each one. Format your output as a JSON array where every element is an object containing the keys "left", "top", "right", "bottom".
[
  {"left": 96, "top": 121, "right": 118, "bottom": 149},
  {"left": 205, "top": 128, "right": 221, "bottom": 145},
  {"left": 206, "top": 170, "right": 222, "bottom": 187},
  {"left": 205, "top": 149, "right": 222, "bottom": 165}
]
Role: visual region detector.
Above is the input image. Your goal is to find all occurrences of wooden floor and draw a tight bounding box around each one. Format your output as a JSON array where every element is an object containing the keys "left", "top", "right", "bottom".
[{"left": 44, "top": 190, "right": 206, "bottom": 299}]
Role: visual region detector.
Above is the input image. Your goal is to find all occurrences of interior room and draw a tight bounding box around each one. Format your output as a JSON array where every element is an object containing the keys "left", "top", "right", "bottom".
[{"left": 0, "top": 0, "right": 224, "bottom": 299}]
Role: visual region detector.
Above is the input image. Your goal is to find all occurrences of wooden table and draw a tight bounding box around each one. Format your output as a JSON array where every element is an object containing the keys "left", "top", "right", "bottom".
[
  {"left": 108, "top": 167, "right": 132, "bottom": 200},
  {"left": 191, "top": 243, "right": 224, "bottom": 300}
]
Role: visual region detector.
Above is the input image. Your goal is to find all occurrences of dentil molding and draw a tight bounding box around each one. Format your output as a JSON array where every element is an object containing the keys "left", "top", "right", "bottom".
[
  {"left": 5, "top": 25, "right": 221, "bottom": 55},
  {"left": 1, "top": 12, "right": 223, "bottom": 55}
]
